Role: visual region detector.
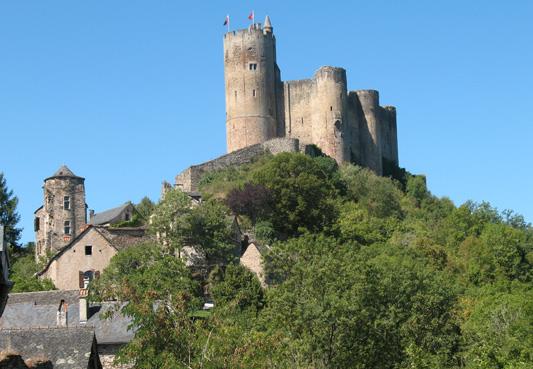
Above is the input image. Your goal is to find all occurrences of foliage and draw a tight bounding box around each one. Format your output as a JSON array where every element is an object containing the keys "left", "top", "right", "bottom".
[
  {"left": 250, "top": 153, "right": 339, "bottom": 237},
  {"left": 0, "top": 172, "right": 22, "bottom": 248},
  {"left": 90, "top": 242, "right": 203, "bottom": 368},
  {"left": 91, "top": 153, "right": 533, "bottom": 368},
  {"left": 209, "top": 263, "right": 264, "bottom": 313},
  {"left": 9, "top": 243, "right": 55, "bottom": 292},
  {"left": 226, "top": 183, "right": 272, "bottom": 224},
  {"left": 136, "top": 196, "right": 155, "bottom": 220}
]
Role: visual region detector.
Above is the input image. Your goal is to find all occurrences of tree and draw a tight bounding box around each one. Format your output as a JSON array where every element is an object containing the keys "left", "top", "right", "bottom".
[
  {"left": 149, "top": 188, "right": 193, "bottom": 254},
  {"left": 226, "top": 183, "right": 272, "bottom": 225},
  {"left": 263, "top": 235, "right": 460, "bottom": 369},
  {"left": 209, "top": 263, "right": 264, "bottom": 313},
  {"left": 136, "top": 196, "right": 155, "bottom": 221},
  {"left": 250, "top": 153, "right": 338, "bottom": 237},
  {"left": 9, "top": 242, "right": 55, "bottom": 292},
  {"left": 0, "top": 173, "right": 21, "bottom": 248},
  {"left": 460, "top": 283, "right": 533, "bottom": 369},
  {"left": 90, "top": 242, "right": 203, "bottom": 369}
]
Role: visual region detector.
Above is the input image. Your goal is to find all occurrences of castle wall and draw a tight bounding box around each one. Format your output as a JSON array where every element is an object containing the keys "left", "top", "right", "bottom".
[
  {"left": 175, "top": 138, "right": 300, "bottom": 192},
  {"left": 283, "top": 79, "right": 315, "bottom": 146},
  {"left": 224, "top": 25, "right": 279, "bottom": 152}
]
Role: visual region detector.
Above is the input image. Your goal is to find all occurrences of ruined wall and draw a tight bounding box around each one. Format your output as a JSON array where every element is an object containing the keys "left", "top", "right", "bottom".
[
  {"left": 224, "top": 24, "right": 280, "bottom": 152},
  {"left": 35, "top": 176, "right": 86, "bottom": 258},
  {"left": 175, "top": 138, "right": 300, "bottom": 192}
]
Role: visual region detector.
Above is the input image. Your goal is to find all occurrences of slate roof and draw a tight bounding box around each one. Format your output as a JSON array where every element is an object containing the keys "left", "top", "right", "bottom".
[
  {"left": 0, "top": 327, "right": 100, "bottom": 369},
  {"left": 0, "top": 291, "right": 134, "bottom": 344},
  {"left": 91, "top": 203, "right": 132, "bottom": 225},
  {"left": 45, "top": 165, "right": 84, "bottom": 181}
]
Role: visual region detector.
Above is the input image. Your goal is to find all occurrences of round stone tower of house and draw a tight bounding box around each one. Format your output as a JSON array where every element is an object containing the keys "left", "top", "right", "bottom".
[
  {"left": 224, "top": 16, "right": 279, "bottom": 152},
  {"left": 34, "top": 165, "right": 87, "bottom": 258},
  {"left": 311, "top": 66, "right": 350, "bottom": 163}
]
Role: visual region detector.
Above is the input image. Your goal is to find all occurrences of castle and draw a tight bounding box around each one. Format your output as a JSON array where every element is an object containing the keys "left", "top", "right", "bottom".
[
  {"left": 224, "top": 16, "right": 399, "bottom": 175},
  {"left": 173, "top": 16, "right": 401, "bottom": 192}
]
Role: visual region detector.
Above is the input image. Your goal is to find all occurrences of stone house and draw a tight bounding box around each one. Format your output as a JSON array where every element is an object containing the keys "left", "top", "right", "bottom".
[
  {"left": 37, "top": 225, "right": 150, "bottom": 290},
  {"left": 240, "top": 240, "right": 269, "bottom": 287}
]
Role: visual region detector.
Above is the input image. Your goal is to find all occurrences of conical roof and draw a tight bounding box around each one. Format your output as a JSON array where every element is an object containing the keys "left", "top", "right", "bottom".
[
  {"left": 264, "top": 15, "right": 273, "bottom": 32},
  {"left": 45, "top": 165, "right": 84, "bottom": 181}
]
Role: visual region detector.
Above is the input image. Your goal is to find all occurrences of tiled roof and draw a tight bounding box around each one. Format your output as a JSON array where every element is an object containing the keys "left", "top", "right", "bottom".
[{"left": 45, "top": 165, "right": 84, "bottom": 181}]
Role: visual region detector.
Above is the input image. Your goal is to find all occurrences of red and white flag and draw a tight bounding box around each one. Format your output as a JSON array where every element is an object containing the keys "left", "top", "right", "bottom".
[{"left": 248, "top": 11, "right": 254, "bottom": 22}]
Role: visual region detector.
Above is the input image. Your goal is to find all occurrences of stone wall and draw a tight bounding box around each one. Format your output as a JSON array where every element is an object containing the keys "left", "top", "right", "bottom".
[{"left": 175, "top": 138, "right": 300, "bottom": 192}]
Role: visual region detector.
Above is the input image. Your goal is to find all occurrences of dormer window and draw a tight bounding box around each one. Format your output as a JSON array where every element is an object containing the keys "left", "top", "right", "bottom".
[
  {"left": 64, "top": 196, "right": 71, "bottom": 210},
  {"left": 64, "top": 220, "right": 71, "bottom": 235},
  {"left": 249, "top": 63, "right": 257, "bottom": 71}
]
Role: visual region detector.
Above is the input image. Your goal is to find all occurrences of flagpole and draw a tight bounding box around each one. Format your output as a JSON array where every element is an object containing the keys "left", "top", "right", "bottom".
[{"left": 227, "top": 15, "right": 230, "bottom": 32}]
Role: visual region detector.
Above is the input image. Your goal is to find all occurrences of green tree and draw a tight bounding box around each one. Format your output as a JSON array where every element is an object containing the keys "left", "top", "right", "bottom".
[
  {"left": 9, "top": 243, "right": 55, "bottom": 292},
  {"left": 461, "top": 283, "right": 533, "bottom": 369},
  {"left": 90, "top": 242, "right": 203, "bottom": 369},
  {"left": 0, "top": 173, "right": 22, "bottom": 248},
  {"left": 250, "top": 153, "right": 338, "bottom": 237},
  {"left": 136, "top": 196, "right": 155, "bottom": 220},
  {"left": 209, "top": 263, "right": 264, "bottom": 313}
]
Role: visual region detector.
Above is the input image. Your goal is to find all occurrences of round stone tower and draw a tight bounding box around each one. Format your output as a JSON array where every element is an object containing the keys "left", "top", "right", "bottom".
[
  {"left": 34, "top": 165, "right": 87, "bottom": 258},
  {"left": 312, "top": 66, "right": 349, "bottom": 163},
  {"left": 355, "top": 90, "right": 382, "bottom": 175},
  {"left": 224, "top": 16, "right": 279, "bottom": 152}
]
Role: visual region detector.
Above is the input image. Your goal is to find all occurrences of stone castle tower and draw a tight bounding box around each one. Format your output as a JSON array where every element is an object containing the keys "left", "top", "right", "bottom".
[
  {"left": 34, "top": 165, "right": 87, "bottom": 258},
  {"left": 223, "top": 16, "right": 399, "bottom": 174}
]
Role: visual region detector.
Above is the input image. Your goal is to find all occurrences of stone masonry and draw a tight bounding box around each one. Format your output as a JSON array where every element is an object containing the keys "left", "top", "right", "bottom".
[{"left": 224, "top": 16, "right": 399, "bottom": 175}]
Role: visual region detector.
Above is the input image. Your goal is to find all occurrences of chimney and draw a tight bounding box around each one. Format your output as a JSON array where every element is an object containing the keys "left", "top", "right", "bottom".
[
  {"left": 57, "top": 299, "right": 68, "bottom": 327},
  {"left": 89, "top": 210, "right": 95, "bottom": 224},
  {"left": 79, "top": 288, "right": 88, "bottom": 323}
]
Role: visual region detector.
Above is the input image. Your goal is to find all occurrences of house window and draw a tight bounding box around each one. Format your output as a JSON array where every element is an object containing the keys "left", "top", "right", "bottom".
[
  {"left": 34, "top": 217, "right": 40, "bottom": 232},
  {"left": 64, "top": 196, "right": 71, "bottom": 210},
  {"left": 64, "top": 221, "right": 71, "bottom": 235},
  {"left": 83, "top": 271, "right": 94, "bottom": 288},
  {"left": 85, "top": 245, "right": 92, "bottom": 255},
  {"left": 249, "top": 63, "right": 257, "bottom": 71},
  {"left": 125, "top": 213, "right": 131, "bottom": 221},
  {"left": 253, "top": 89, "right": 256, "bottom": 97}
]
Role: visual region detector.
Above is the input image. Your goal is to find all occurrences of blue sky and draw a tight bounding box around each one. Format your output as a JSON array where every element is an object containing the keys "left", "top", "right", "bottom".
[{"left": 1, "top": 1, "right": 532, "bottom": 244}]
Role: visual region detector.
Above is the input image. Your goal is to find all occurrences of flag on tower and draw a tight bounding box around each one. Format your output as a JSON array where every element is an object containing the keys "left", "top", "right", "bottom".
[
  {"left": 248, "top": 11, "right": 254, "bottom": 22},
  {"left": 223, "top": 15, "right": 229, "bottom": 26}
]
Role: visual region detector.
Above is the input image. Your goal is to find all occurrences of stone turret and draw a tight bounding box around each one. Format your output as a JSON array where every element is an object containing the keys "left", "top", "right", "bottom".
[
  {"left": 34, "top": 166, "right": 87, "bottom": 258},
  {"left": 223, "top": 18, "right": 282, "bottom": 153}
]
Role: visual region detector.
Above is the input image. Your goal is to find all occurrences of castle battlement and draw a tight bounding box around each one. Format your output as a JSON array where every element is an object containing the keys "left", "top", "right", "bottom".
[{"left": 223, "top": 16, "right": 399, "bottom": 175}]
